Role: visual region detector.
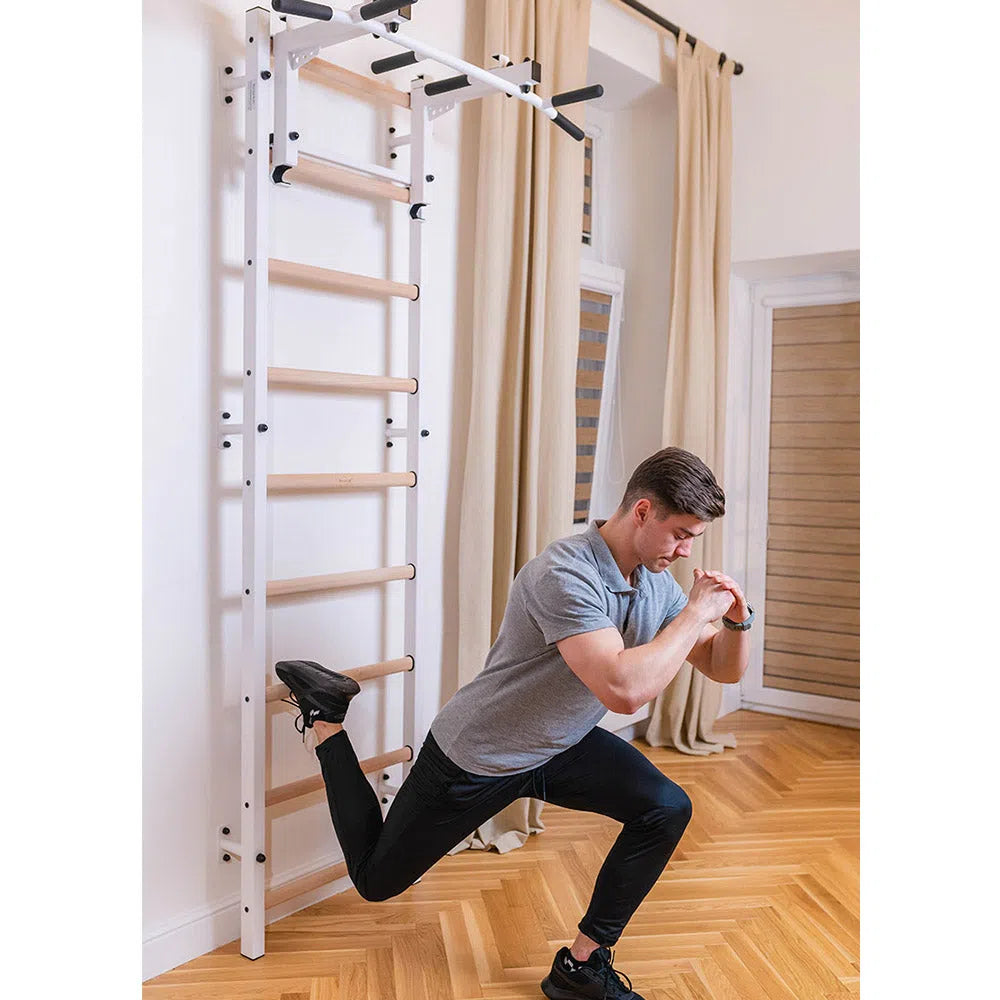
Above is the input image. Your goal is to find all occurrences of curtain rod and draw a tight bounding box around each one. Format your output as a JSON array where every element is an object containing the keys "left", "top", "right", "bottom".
[{"left": 617, "top": 0, "right": 744, "bottom": 76}]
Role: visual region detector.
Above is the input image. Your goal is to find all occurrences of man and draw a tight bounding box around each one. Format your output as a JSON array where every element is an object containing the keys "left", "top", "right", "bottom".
[{"left": 276, "top": 446, "right": 753, "bottom": 1000}]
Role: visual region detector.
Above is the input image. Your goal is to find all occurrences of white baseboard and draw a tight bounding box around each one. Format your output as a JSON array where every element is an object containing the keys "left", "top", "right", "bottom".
[
  {"left": 739, "top": 699, "right": 860, "bottom": 729},
  {"left": 143, "top": 852, "right": 353, "bottom": 982}
]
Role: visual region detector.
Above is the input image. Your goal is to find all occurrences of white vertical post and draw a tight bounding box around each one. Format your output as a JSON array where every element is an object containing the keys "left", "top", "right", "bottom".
[
  {"left": 401, "top": 84, "right": 430, "bottom": 778},
  {"left": 272, "top": 28, "right": 299, "bottom": 172},
  {"left": 240, "top": 5, "right": 271, "bottom": 961}
]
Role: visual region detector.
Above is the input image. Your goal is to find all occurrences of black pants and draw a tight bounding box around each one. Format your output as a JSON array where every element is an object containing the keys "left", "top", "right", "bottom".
[{"left": 316, "top": 725, "right": 692, "bottom": 947}]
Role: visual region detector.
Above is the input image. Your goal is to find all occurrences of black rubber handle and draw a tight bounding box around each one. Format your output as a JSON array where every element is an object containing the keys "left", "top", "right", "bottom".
[
  {"left": 359, "top": 0, "right": 413, "bottom": 20},
  {"left": 424, "top": 73, "right": 470, "bottom": 97},
  {"left": 372, "top": 50, "right": 419, "bottom": 75},
  {"left": 271, "top": 0, "right": 333, "bottom": 20},
  {"left": 551, "top": 84, "right": 604, "bottom": 108},
  {"left": 552, "top": 112, "right": 585, "bottom": 141}
]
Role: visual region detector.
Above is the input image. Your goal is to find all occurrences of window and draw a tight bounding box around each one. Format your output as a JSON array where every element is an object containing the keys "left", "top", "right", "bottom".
[
  {"left": 582, "top": 135, "right": 594, "bottom": 245},
  {"left": 574, "top": 286, "right": 611, "bottom": 523}
]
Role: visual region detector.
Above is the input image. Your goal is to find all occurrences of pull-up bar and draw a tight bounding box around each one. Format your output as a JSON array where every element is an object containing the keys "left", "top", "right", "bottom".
[{"left": 270, "top": 0, "right": 603, "bottom": 141}]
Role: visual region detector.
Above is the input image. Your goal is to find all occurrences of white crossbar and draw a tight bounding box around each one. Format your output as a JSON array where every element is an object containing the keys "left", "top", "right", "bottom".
[{"left": 280, "top": 5, "right": 558, "bottom": 121}]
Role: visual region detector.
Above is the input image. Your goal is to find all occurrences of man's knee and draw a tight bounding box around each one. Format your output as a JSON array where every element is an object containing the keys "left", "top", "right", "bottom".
[
  {"left": 355, "top": 870, "right": 420, "bottom": 903},
  {"left": 634, "top": 782, "right": 692, "bottom": 835}
]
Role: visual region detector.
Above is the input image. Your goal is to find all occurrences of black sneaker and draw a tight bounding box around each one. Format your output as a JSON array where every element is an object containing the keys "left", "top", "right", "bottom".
[
  {"left": 274, "top": 659, "right": 361, "bottom": 733},
  {"left": 540, "top": 945, "right": 644, "bottom": 1000}
]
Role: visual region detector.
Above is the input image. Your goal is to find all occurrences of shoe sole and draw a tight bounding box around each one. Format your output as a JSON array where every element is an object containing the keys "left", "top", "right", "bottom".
[
  {"left": 540, "top": 977, "right": 589, "bottom": 1000},
  {"left": 275, "top": 659, "right": 361, "bottom": 696},
  {"left": 275, "top": 660, "right": 361, "bottom": 722}
]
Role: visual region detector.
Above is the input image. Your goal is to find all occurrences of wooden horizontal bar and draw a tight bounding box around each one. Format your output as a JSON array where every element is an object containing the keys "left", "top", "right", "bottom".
[
  {"left": 266, "top": 745, "right": 413, "bottom": 808},
  {"left": 282, "top": 159, "right": 410, "bottom": 204},
  {"left": 269, "top": 258, "right": 419, "bottom": 300},
  {"left": 268, "top": 472, "right": 416, "bottom": 493},
  {"left": 268, "top": 367, "right": 418, "bottom": 394},
  {"left": 300, "top": 57, "right": 410, "bottom": 108},
  {"left": 268, "top": 563, "right": 415, "bottom": 599},
  {"left": 266, "top": 656, "right": 414, "bottom": 703},
  {"left": 265, "top": 860, "right": 349, "bottom": 911}
]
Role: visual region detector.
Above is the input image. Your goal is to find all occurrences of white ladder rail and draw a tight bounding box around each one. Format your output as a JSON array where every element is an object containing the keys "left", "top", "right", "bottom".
[{"left": 239, "top": 5, "right": 272, "bottom": 962}]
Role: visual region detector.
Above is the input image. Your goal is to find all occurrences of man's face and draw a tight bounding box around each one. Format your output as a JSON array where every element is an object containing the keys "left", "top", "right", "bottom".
[{"left": 634, "top": 503, "right": 708, "bottom": 571}]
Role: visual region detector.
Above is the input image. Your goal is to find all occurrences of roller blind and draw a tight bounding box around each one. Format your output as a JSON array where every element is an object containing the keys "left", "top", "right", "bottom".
[
  {"left": 764, "top": 301, "right": 860, "bottom": 700},
  {"left": 575, "top": 288, "right": 612, "bottom": 524}
]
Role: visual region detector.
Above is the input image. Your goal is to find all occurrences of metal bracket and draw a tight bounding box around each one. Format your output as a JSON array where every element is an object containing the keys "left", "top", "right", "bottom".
[
  {"left": 374, "top": 771, "right": 401, "bottom": 810},
  {"left": 219, "top": 825, "right": 242, "bottom": 862},
  {"left": 219, "top": 65, "right": 247, "bottom": 105},
  {"left": 289, "top": 46, "right": 320, "bottom": 71},
  {"left": 219, "top": 411, "right": 244, "bottom": 450}
]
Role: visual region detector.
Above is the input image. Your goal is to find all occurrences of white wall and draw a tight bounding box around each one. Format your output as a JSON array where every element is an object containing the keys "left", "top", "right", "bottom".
[{"left": 591, "top": 0, "right": 860, "bottom": 263}]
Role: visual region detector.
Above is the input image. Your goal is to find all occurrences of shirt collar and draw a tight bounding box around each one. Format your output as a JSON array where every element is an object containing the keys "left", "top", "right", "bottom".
[{"left": 585, "top": 519, "right": 642, "bottom": 595}]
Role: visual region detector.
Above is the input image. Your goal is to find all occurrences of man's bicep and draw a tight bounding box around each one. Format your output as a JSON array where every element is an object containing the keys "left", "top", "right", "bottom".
[{"left": 556, "top": 627, "right": 630, "bottom": 713}]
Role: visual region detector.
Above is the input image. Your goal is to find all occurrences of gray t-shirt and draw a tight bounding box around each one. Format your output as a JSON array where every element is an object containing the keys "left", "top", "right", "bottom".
[{"left": 429, "top": 518, "right": 689, "bottom": 775}]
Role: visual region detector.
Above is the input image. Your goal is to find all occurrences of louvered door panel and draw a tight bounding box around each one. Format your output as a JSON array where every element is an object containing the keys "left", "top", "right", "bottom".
[
  {"left": 764, "top": 301, "right": 860, "bottom": 701},
  {"left": 575, "top": 288, "right": 612, "bottom": 523}
]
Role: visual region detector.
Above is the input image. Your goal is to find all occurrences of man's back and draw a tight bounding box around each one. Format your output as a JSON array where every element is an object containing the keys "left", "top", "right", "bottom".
[{"left": 429, "top": 519, "right": 689, "bottom": 775}]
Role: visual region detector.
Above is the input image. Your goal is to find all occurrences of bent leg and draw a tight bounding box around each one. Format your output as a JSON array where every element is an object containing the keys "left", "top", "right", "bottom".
[
  {"left": 317, "top": 729, "right": 530, "bottom": 902},
  {"left": 537, "top": 726, "right": 693, "bottom": 947}
]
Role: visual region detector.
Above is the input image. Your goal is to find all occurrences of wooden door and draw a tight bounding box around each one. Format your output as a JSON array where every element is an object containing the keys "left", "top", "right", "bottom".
[{"left": 764, "top": 301, "right": 860, "bottom": 701}]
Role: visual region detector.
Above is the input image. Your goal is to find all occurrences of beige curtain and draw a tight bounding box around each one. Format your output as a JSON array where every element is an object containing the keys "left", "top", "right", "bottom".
[
  {"left": 446, "top": 0, "right": 592, "bottom": 856},
  {"left": 644, "top": 32, "right": 738, "bottom": 756}
]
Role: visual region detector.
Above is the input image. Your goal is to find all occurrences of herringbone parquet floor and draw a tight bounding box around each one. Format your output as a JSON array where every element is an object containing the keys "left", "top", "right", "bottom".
[{"left": 145, "top": 710, "right": 860, "bottom": 999}]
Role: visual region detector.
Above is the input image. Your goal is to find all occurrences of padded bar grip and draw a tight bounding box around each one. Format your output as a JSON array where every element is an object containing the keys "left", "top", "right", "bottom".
[
  {"left": 359, "top": 0, "right": 412, "bottom": 20},
  {"left": 552, "top": 112, "right": 585, "bottom": 141},
  {"left": 271, "top": 0, "right": 333, "bottom": 20},
  {"left": 424, "top": 73, "right": 470, "bottom": 97},
  {"left": 371, "top": 50, "right": 420, "bottom": 75},
  {"left": 551, "top": 84, "right": 604, "bottom": 108}
]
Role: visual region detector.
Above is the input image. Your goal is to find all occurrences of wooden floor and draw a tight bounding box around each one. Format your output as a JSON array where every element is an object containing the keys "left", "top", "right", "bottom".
[{"left": 145, "top": 710, "right": 860, "bottom": 999}]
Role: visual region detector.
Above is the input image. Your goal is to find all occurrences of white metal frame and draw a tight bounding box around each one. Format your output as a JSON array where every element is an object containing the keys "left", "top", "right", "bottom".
[
  {"left": 729, "top": 257, "right": 861, "bottom": 729},
  {"left": 219, "top": 0, "right": 600, "bottom": 961}
]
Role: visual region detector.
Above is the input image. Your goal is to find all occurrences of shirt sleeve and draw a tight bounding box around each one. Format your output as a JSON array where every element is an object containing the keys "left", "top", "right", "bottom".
[{"left": 522, "top": 564, "right": 617, "bottom": 646}]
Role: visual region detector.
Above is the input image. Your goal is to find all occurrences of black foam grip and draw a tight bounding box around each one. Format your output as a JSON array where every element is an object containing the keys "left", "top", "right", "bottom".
[
  {"left": 271, "top": 0, "right": 333, "bottom": 20},
  {"left": 359, "top": 0, "right": 413, "bottom": 20},
  {"left": 372, "top": 50, "right": 419, "bottom": 75},
  {"left": 424, "top": 73, "right": 470, "bottom": 97},
  {"left": 552, "top": 112, "right": 585, "bottom": 141},
  {"left": 551, "top": 84, "right": 604, "bottom": 108}
]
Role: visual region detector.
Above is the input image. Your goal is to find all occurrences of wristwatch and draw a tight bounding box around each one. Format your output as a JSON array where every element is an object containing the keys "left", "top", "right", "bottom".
[{"left": 722, "top": 604, "right": 754, "bottom": 631}]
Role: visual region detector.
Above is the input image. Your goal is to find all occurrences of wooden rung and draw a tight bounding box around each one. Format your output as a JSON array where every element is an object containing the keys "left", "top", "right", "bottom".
[
  {"left": 282, "top": 159, "right": 410, "bottom": 204},
  {"left": 266, "top": 656, "right": 414, "bottom": 703},
  {"left": 269, "top": 258, "right": 419, "bottom": 300},
  {"left": 268, "top": 472, "right": 416, "bottom": 493},
  {"left": 300, "top": 57, "right": 410, "bottom": 109},
  {"left": 268, "top": 564, "right": 415, "bottom": 599},
  {"left": 268, "top": 367, "right": 418, "bottom": 394},
  {"left": 265, "top": 860, "right": 349, "bottom": 911},
  {"left": 266, "top": 745, "right": 414, "bottom": 808}
]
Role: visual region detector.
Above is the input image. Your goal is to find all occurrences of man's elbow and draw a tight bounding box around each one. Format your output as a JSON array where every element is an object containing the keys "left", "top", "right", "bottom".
[{"left": 607, "top": 670, "right": 640, "bottom": 714}]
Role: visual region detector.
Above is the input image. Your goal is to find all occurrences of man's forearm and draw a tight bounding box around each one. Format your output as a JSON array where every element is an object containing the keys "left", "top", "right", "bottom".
[
  {"left": 612, "top": 606, "right": 706, "bottom": 712},
  {"left": 708, "top": 623, "right": 751, "bottom": 684}
]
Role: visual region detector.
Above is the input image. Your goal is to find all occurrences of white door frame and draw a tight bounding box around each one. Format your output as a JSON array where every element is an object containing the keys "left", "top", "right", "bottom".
[{"left": 727, "top": 252, "right": 861, "bottom": 727}]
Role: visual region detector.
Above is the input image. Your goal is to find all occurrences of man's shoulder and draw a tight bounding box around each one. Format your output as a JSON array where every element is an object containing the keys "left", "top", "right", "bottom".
[
  {"left": 529, "top": 530, "right": 597, "bottom": 571},
  {"left": 515, "top": 531, "right": 601, "bottom": 592}
]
